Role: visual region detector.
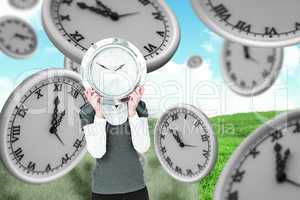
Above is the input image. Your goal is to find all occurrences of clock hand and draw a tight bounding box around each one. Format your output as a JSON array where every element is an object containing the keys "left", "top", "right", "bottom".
[
  {"left": 11, "top": 33, "right": 30, "bottom": 40},
  {"left": 96, "top": 63, "right": 111, "bottom": 71},
  {"left": 50, "top": 111, "right": 66, "bottom": 146},
  {"left": 77, "top": 2, "right": 109, "bottom": 17},
  {"left": 285, "top": 178, "right": 300, "bottom": 188},
  {"left": 114, "top": 64, "right": 125, "bottom": 71},
  {"left": 118, "top": 12, "right": 140, "bottom": 18},
  {"left": 182, "top": 144, "right": 199, "bottom": 148},
  {"left": 243, "top": 46, "right": 258, "bottom": 63},
  {"left": 50, "top": 96, "right": 60, "bottom": 133},
  {"left": 169, "top": 129, "right": 184, "bottom": 147}
]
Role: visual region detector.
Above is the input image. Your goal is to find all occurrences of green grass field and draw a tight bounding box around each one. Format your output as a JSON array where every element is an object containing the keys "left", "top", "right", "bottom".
[{"left": 0, "top": 111, "right": 279, "bottom": 200}]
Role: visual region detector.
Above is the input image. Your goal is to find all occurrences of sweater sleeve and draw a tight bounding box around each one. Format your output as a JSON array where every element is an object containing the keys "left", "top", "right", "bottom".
[
  {"left": 129, "top": 115, "right": 150, "bottom": 154},
  {"left": 79, "top": 104, "right": 107, "bottom": 159}
]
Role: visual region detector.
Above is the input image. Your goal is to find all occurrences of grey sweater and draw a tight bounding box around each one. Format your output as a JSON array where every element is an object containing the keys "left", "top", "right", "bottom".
[{"left": 79, "top": 101, "right": 148, "bottom": 194}]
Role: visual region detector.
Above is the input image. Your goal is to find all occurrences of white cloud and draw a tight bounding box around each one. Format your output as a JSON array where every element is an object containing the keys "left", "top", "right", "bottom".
[
  {"left": 282, "top": 46, "right": 300, "bottom": 76},
  {"left": 144, "top": 60, "right": 295, "bottom": 118},
  {"left": 0, "top": 78, "right": 15, "bottom": 110}
]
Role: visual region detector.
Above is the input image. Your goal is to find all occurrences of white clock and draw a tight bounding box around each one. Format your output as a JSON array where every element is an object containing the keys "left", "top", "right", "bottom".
[
  {"left": 42, "top": 0, "right": 180, "bottom": 72},
  {"left": 215, "top": 110, "right": 300, "bottom": 200},
  {"left": 0, "top": 16, "right": 37, "bottom": 59},
  {"left": 9, "top": 0, "right": 39, "bottom": 10},
  {"left": 0, "top": 69, "right": 87, "bottom": 184},
  {"left": 191, "top": 0, "right": 300, "bottom": 47},
  {"left": 64, "top": 57, "right": 80, "bottom": 73},
  {"left": 154, "top": 104, "right": 218, "bottom": 183},
  {"left": 221, "top": 41, "right": 283, "bottom": 96}
]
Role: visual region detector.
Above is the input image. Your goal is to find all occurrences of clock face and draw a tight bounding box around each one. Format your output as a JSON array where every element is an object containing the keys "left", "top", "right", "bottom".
[
  {"left": 0, "top": 69, "right": 87, "bottom": 184},
  {"left": 0, "top": 16, "right": 37, "bottom": 59},
  {"left": 191, "top": 0, "right": 300, "bottom": 47},
  {"left": 9, "top": 0, "right": 39, "bottom": 10},
  {"left": 90, "top": 46, "right": 139, "bottom": 98},
  {"left": 215, "top": 111, "right": 300, "bottom": 200},
  {"left": 154, "top": 104, "right": 218, "bottom": 183},
  {"left": 221, "top": 41, "right": 283, "bottom": 96},
  {"left": 64, "top": 57, "right": 80, "bottom": 73},
  {"left": 42, "top": 0, "right": 180, "bottom": 72},
  {"left": 187, "top": 55, "right": 203, "bottom": 69}
]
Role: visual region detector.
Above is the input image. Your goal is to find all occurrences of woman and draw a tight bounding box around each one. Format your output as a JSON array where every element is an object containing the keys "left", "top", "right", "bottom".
[{"left": 79, "top": 86, "right": 150, "bottom": 200}]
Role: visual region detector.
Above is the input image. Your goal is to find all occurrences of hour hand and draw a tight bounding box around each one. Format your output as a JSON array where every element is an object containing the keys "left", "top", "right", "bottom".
[
  {"left": 243, "top": 46, "right": 258, "bottom": 63},
  {"left": 114, "top": 64, "right": 125, "bottom": 71},
  {"left": 96, "top": 63, "right": 110, "bottom": 70}
]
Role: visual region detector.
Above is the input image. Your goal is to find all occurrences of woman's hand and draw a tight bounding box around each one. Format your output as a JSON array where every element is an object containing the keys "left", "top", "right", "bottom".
[
  {"left": 84, "top": 88, "right": 104, "bottom": 119},
  {"left": 128, "top": 86, "right": 144, "bottom": 117}
]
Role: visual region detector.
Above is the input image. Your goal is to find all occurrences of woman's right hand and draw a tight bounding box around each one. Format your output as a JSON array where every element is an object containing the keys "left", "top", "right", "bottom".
[{"left": 84, "top": 88, "right": 104, "bottom": 119}]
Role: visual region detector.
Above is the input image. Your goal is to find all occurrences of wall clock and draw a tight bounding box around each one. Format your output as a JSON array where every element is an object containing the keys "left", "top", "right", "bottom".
[
  {"left": 221, "top": 41, "right": 283, "bottom": 96},
  {"left": 42, "top": 0, "right": 180, "bottom": 72},
  {"left": 64, "top": 57, "right": 80, "bottom": 73},
  {"left": 154, "top": 104, "right": 218, "bottom": 183},
  {"left": 215, "top": 110, "right": 300, "bottom": 200},
  {"left": 81, "top": 38, "right": 147, "bottom": 125},
  {"left": 0, "top": 16, "right": 37, "bottom": 59},
  {"left": 191, "top": 0, "right": 300, "bottom": 47},
  {"left": 9, "top": 0, "right": 39, "bottom": 10},
  {"left": 0, "top": 69, "right": 87, "bottom": 184}
]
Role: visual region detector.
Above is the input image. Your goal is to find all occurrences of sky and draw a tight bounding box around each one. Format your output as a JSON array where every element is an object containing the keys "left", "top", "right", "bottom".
[{"left": 1, "top": 0, "right": 300, "bottom": 118}]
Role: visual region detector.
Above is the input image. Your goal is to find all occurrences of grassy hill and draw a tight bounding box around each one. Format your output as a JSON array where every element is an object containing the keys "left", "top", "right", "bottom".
[{"left": 0, "top": 111, "right": 279, "bottom": 200}]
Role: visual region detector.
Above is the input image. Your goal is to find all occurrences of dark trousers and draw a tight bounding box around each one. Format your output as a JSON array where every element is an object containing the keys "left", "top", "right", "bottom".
[{"left": 92, "top": 187, "right": 149, "bottom": 200}]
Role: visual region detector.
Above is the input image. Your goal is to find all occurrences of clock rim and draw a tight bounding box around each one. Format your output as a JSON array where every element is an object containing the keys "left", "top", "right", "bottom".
[
  {"left": 154, "top": 104, "right": 218, "bottom": 183},
  {"left": 42, "top": 0, "right": 181, "bottom": 73},
  {"left": 214, "top": 110, "right": 300, "bottom": 200},
  {"left": 191, "top": 0, "right": 300, "bottom": 48},
  {"left": 0, "top": 68, "right": 87, "bottom": 184},
  {"left": 8, "top": 0, "right": 39, "bottom": 10},
  {"left": 0, "top": 16, "right": 38, "bottom": 59},
  {"left": 220, "top": 41, "right": 284, "bottom": 97}
]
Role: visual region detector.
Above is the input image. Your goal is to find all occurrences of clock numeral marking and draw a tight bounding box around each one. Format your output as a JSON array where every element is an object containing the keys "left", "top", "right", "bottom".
[
  {"left": 171, "top": 113, "right": 178, "bottom": 121},
  {"left": 262, "top": 69, "right": 270, "bottom": 78},
  {"left": 27, "top": 161, "right": 36, "bottom": 171},
  {"left": 194, "top": 120, "right": 202, "bottom": 127},
  {"left": 160, "top": 134, "right": 166, "bottom": 140},
  {"left": 197, "top": 164, "right": 204, "bottom": 171},
  {"left": 54, "top": 83, "right": 63, "bottom": 92},
  {"left": 11, "top": 125, "right": 21, "bottom": 143},
  {"left": 62, "top": 0, "right": 73, "bottom": 5},
  {"left": 166, "top": 156, "right": 173, "bottom": 167},
  {"left": 60, "top": 14, "right": 71, "bottom": 21},
  {"left": 228, "top": 191, "right": 238, "bottom": 200},
  {"left": 161, "top": 146, "right": 167, "bottom": 154},
  {"left": 144, "top": 43, "right": 157, "bottom": 53},
  {"left": 162, "top": 121, "right": 169, "bottom": 129},
  {"left": 16, "top": 105, "right": 28, "bottom": 118},
  {"left": 152, "top": 12, "right": 163, "bottom": 21},
  {"left": 267, "top": 55, "right": 275, "bottom": 64},
  {"left": 271, "top": 130, "right": 283, "bottom": 142},
  {"left": 175, "top": 166, "right": 182, "bottom": 174},
  {"left": 212, "top": 4, "right": 232, "bottom": 21},
  {"left": 70, "top": 31, "right": 85, "bottom": 42},
  {"left": 232, "top": 169, "right": 245, "bottom": 183},
  {"left": 62, "top": 153, "right": 71, "bottom": 165},
  {"left": 138, "top": 0, "right": 150, "bottom": 6},
  {"left": 73, "top": 139, "right": 83, "bottom": 150},
  {"left": 14, "top": 147, "right": 24, "bottom": 162},
  {"left": 265, "top": 27, "right": 278, "bottom": 38},
  {"left": 156, "top": 31, "right": 165, "bottom": 38},
  {"left": 234, "top": 20, "right": 251, "bottom": 33},
  {"left": 249, "top": 147, "right": 260, "bottom": 159},
  {"left": 45, "top": 164, "right": 52, "bottom": 172},
  {"left": 184, "top": 114, "right": 188, "bottom": 120},
  {"left": 69, "top": 87, "right": 80, "bottom": 99},
  {"left": 202, "top": 149, "right": 209, "bottom": 159},
  {"left": 201, "top": 134, "right": 209, "bottom": 142},
  {"left": 35, "top": 88, "right": 44, "bottom": 99},
  {"left": 295, "top": 22, "right": 300, "bottom": 30},
  {"left": 293, "top": 122, "right": 300, "bottom": 133},
  {"left": 186, "top": 169, "right": 194, "bottom": 176}
]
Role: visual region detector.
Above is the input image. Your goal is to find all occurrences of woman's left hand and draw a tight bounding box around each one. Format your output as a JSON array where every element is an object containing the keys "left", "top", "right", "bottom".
[{"left": 128, "top": 86, "right": 144, "bottom": 117}]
